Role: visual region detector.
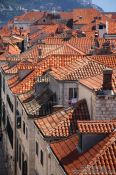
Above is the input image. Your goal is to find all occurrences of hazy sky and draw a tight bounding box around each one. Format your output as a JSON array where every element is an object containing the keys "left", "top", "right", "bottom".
[{"left": 93, "top": 0, "right": 116, "bottom": 12}]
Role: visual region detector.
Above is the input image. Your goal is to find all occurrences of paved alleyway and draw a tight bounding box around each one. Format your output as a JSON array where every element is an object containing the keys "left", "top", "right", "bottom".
[{"left": 0, "top": 142, "right": 8, "bottom": 175}]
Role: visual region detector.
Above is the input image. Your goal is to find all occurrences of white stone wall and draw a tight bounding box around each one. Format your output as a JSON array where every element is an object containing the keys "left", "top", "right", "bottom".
[
  {"left": 78, "top": 83, "right": 116, "bottom": 120},
  {"left": 1, "top": 72, "right": 16, "bottom": 175},
  {"left": 34, "top": 126, "right": 65, "bottom": 175},
  {"left": 78, "top": 83, "right": 95, "bottom": 119},
  {"left": 16, "top": 97, "right": 36, "bottom": 175},
  {"left": 48, "top": 74, "right": 78, "bottom": 107}
]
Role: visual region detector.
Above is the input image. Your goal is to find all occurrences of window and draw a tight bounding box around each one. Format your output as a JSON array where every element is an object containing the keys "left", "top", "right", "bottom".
[
  {"left": 3, "top": 77, "right": 5, "bottom": 93},
  {"left": 26, "top": 128, "right": 28, "bottom": 140},
  {"left": 40, "top": 150, "right": 43, "bottom": 166},
  {"left": 2, "top": 103, "right": 6, "bottom": 125},
  {"left": 19, "top": 144, "right": 21, "bottom": 170},
  {"left": 36, "top": 142, "right": 38, "bottom": 156},
  {"left": 23, "top": 121, "right": 25, "bottom": 134},
  {"left": 17, "top": 139, "right": 19, "bottom": 162},
  {"left": 16, "top": 110, "right": 21, "bottom": 129},
  {"left": 69, "top": 88, "right": 77, "bottom": 100},
  {"left": 7, "top": 117, "right": 13, "bottom": 148},
  {"left": 22, "top": 152, "right": 24, "bottom": 173},
  {"left": 99, "top": 24, "right": 103, "bottom": 29},
  {"left": 7, "top": 95, "right": 13, "bottom": 112}
]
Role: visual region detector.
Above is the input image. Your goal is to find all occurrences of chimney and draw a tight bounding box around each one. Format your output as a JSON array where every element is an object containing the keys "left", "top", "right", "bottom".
[
  {"left": 103, "top": 68, "right": 113, "bottom": 90},
  {"left": 106, "top": 21, "right": 108, "bottom": 34},
  {"left": 38, "top": 48, "right": 42, "bottom": 60},
  {"left": 63, "top": 30, "right": 72, "bottom": 40}
]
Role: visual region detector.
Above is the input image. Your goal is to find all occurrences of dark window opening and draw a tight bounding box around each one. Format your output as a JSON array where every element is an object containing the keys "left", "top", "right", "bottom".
[
  {"left": 99, "top": 25, "right": 103, "bottom": 29},
  {"left": 69, "top": 88, "right": 77, "bottom": 100},
  {"left": 19, "top": 144, "right": 21, "bottom": 170},
  {"left": 26, "top": 128, "right": 28, "bottom": 140},
  {"left": 7, "top": 95, "right": 13, "bottom": 112},
  {"left": 23, "top": 121, "right": 25, "bottom": 134},
  {"left": 17, "top": 139, "right": 19, "bottom": 162},
  {"left": 2, "top": 103, "right": 6, "bottom": 125},
  {"left": 3, "top": 77, "right": 5, "bottom": 93},
  {"left": 16, "top": 110, "right": 21, "bottom": 129},
  {"left": 40, "top": 150, "right": 43, "bottom": 166},
  {"left": 22, "top": 160, "right": 28, "bottom": 175},
  {"left": 7, "top": 117, "right": 13, "bottom": 148},
  {"left": 36, "top": 142, "right": 38, "bottom": 156}
]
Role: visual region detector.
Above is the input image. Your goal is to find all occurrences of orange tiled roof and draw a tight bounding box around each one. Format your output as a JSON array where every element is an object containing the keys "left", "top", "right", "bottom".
[
  {"left": 35, "top": 99, "right": 90, "bottom": 137},
  {"left": 14, "top": 11, "right": 44, "bottom": 22},
  {"left": 60, "top": 11, "right": 73, "bottom": 20},
  {"left": 79, "top": 131, "right": 116, "bottom": 175},
  {"left": 5, "top": 61, "right": 36, "bottom": 74},
  {"left": 50, "top": 60, "right": 106, "bottom": 81},
  {"left": 77, "top": 120, "right": 116, "bottom": 133},
  {"left": 19, "top": 44, "right": 61, "bottom": 62},
  {"left": 9, "top": 55, "right": 87, "bottom": 94},
  {"left": 89, "top": 54, "right": 116, "bottom": 68},
  {"left": 18, "top": 89, "right": 35, "bottom": 103},
  {"left": 50, "top": 131, "right": 116, "bottom": 175},
  {"left": 34, "top": 108, "right": 73, "bottom": 137},
  {"left": 42, "top": 24, "right": 69, "bottom": 34},
  {"left": 73, "top": 8, "right": 101, "bottom": 24},
  {"left": 8, "top": 44, "right": 21, "bottom": 55},
  {"left": 44, "top": 36, "right": 65, "bottom": 45},
  {"left": 79, "top": 69, "right": 116, "bottom": 93},
  {"left": 68, "top": 37, "right": 113, "bottom": 54}
]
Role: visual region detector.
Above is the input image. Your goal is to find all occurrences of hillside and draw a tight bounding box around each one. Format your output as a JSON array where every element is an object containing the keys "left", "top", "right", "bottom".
[{"left": 0, "top": 0, "right": 102, "bottom": 24}]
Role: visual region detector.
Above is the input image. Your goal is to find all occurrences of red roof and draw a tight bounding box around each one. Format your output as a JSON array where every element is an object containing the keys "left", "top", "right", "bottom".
[
  {"left": 79, "top": 69, "right": 116, "bottom": 93},
  {"left": 77, "top": 120, "right": 116, "bottom": 133},
  {"left": 50, "top": 60, "right": 106, "bottom": 81},
  {"left": 50, "top": 131, "right": 116, "bottom": 175},
  {"left": 8, "top": 55, "right": 87, "bottom": 94},
  {"left": 14, "top": 11, "right": 44, "bottom": 22},
  {"left": 90, "top": 55, "right": 116, "bottom": 68},
  {"left": 34, "top": 99, "right": 90, "bottom": 137}
]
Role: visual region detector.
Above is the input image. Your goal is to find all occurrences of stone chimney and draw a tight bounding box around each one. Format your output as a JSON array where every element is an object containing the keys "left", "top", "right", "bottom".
[
  {"left": 38, "top": 48, "right": 42, "bottom": 60},
  {"left": 103, "top": 68, "right": 113, "bottom": 91},
  {"left": 63, "top": 30, "right": 72, "bottom": 40}
]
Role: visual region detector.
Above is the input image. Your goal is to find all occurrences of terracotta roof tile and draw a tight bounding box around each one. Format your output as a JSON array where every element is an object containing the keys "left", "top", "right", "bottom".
[
  {"left": 50, "top": 60, "right": 106, "bottom": 81},
  {"left": 44, "top": 37, "right": 64, "bottom": 45},
  {"left": 60, "top": 12, "right": 73, "bottom": 20},
  {"left": 77, "top": 120, "right": 116, "bottom": 133},
  {"left": 9, "top": 55, "right": 86, "bottom": 94},
  {"left": 35, "top": 99, "right": 90, "bottom": 137},
  {"left": 50, "top": 131, "right": 116, "bottom": 175},
  {"left": 19, "top": 44, "right": 60, "bottom": 61},
  {"left": 73, "top": 8, "right": 101, "bottom": 25},
  {"left": 14, "top": 11, "right": 44, "bottom": 22},
  {"left": 89, "top": 54, "right": 116, "bottom": 68},
  {"left": 80, "top": 69, "right": 116, "bottom": 93}
]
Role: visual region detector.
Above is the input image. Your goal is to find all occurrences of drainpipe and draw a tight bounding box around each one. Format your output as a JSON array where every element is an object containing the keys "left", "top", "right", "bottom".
[
  {"left": 90, "top": 90, "right": 95, "bottom": 120},
  {"left": 62, "top": 81, "right": 64, "bottom": 106},
  {"left": 14, "top": 95, "right": 17, "bottom": 175}
]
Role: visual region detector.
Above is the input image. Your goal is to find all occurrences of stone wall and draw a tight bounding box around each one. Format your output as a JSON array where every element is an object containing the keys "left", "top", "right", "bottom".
[{"left": 95, "top": 95, "right": 116, "bottom": 120}]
